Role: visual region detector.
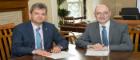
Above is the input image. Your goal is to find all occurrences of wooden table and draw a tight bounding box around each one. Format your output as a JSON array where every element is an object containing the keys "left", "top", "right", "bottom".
[{"left": 11, "top": 44, "right": 140, "bottom": 60}]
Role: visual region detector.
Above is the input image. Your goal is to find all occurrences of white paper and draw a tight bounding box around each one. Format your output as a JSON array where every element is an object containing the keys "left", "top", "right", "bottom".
[
  {"left": 85, "top": 47, "right": 109, "bottom": 56},
  {"left": 47, "top": 51, "right": 74, "bottom": 59}
]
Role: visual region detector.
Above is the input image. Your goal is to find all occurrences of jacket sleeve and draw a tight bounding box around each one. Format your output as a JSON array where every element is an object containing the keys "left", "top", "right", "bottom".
[
  {"left": 52, "top": 25, "right": 68, "bottom": 50},
  {"left": 75, "top": 25, "right": 93, "bottom": 48}
]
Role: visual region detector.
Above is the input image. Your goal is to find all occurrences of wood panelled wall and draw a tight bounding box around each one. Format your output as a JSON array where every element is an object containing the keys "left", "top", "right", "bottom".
[{"left": 0, "top": 0, "right": 29, "bottom": 22}]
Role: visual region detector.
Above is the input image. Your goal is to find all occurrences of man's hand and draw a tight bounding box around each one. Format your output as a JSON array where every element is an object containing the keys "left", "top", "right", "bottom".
[
  {"left": 51, "top": 46, "right": 61, "bottom": 53},
  {"left": 32, "top": 49, "right": 51, "bottom": 56},
  {"left": 88, "top": 43, "right": 104, "bottom": 51}
]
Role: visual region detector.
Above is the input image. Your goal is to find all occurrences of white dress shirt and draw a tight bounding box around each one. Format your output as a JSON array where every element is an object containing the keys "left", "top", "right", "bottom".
[{"left": 31, "top": 22, "right": 44, "bottom": 50}]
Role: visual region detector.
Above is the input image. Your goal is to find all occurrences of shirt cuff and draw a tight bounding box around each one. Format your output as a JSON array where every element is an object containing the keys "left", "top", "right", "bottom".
[
  {"left": 87, "top": 44, "right": 93, "bottom": 48},
  {"left": 32, "top": 50, "right": 36, "bottom": 54},
  {"left": 58, "top": 45, "right": 63, "bottom": 49}
]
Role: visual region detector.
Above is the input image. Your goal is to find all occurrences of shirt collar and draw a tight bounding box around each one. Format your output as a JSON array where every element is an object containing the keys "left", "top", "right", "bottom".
[
  {"left": 31, "top": 22, "right": 42, "bottom": 30},
  {"left": 99, "top": 20, "right": 110, "bottom": 29}
]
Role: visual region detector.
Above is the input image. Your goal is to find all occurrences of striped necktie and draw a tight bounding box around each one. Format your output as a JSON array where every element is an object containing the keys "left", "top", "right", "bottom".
[
  {"left": 35, "top": 27, "right": 41, "bottom": 49},
  {"left": 102, "top": 26, "right": 109, "bottom": 46}
]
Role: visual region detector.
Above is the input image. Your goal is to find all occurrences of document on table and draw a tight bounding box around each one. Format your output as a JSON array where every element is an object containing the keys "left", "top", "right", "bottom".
[
  {"left": 47, "top": 51, "right": 74, "bottom": 59},
  {"left": 85, "top": 47, "right": 109, "bottom": 56}
]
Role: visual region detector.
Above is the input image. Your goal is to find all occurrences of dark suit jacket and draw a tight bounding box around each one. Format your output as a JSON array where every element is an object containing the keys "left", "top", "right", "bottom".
[
  {"left": 76, "top": 20, "right": 133, "bottom": 51},
  {"left": 12, "top": 21, "right": 68, "bottom": 57}
]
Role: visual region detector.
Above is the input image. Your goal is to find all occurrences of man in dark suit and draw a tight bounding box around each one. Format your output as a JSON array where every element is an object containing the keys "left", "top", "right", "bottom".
[
  {"left": 76, "top": 4, "right": 133, "bottom": 51},
  {"left": 12, "top": 3, "right": 68, "bottom": 57}
]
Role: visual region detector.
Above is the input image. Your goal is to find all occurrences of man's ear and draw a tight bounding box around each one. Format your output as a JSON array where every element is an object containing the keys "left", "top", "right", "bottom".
[{"left": 29, "top": 13, "right": 31, "bottom": 20}]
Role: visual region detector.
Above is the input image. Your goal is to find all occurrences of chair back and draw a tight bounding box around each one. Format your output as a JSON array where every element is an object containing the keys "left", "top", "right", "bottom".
[
  {"left": 60, "top": 31, "right": 77, "bottom": 44},
  {"left": 129, "top": 30, "right": 140, "bottom": 52},
  {"left": 0, "top": 23, "right": 15, "bottom": 60}
]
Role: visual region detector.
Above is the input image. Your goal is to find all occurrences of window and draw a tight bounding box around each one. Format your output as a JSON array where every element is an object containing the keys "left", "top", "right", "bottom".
[{"left": 67, "top": 0, "right": 83, "bottom": 17}]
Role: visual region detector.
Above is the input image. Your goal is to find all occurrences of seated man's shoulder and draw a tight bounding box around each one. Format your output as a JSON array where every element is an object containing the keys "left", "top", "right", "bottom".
[
  {"left": 112, "top": 20, "right": 128, "bottom": 29},
  {"left": 43, "top": 22, "right": 54, "bottom": 26},
  {"left": 86, "top": 22, "right": 98, "bottom": 28},
  {"left": 15, "top": 22, "right": 30, "bottom": 29},
  {"left": 43, "top": 22, "right": 56, "bottom": 29}
]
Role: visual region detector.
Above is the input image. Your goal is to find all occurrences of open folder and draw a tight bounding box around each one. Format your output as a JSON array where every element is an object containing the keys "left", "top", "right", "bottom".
[{"left": 85, "top": 47, "right": 110, "bottom": 56}]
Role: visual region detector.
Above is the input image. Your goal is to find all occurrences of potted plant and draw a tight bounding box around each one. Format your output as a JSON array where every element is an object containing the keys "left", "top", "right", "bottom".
[{"left": 57, "top": 0, "right": 70, "bottom": 25}]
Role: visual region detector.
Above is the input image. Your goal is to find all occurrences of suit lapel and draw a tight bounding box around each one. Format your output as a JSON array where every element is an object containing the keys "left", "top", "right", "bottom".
[
  {"left": 109, "top": 20, "right": 115, "bottom": 43},
  {"left": 95, "top": 22, "right": 102, "bottom": 44},
  {"left": 27, "top": 22, "right": 35, "bottom": 48},
  {"left": 42, "top": 22, "right": 49, "bottom": 46}
]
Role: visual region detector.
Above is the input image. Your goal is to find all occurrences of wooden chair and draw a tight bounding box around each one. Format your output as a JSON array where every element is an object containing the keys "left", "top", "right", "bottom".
[
  {"left": 60, "top": 31, "right": 77, "bottom": 44},
  {"left": 129, "top": 30, "right": 140, "bottom": 52},
  {"left": 0, "top": 23, "right": 15, "bottom": 60}
]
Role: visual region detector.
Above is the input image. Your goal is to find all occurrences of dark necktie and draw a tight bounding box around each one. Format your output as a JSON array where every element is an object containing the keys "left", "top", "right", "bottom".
[{"left": 102, "top": 26, "right": 109, "bottom": 46}]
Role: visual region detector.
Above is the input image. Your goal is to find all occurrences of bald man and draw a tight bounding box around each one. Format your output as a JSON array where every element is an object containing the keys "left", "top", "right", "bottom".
[{"left": 76, "top": 4, "right": 133, "bottom": 51}]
